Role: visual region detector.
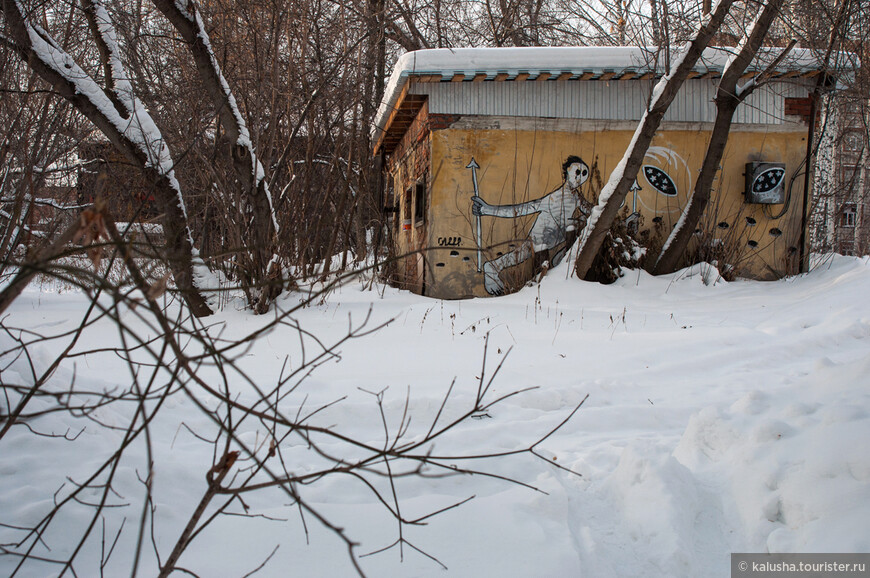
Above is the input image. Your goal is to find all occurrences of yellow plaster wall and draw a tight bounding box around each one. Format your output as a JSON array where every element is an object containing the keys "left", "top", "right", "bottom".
[{"left": 424, "top": 123, "right": 809, "bottom": 299}]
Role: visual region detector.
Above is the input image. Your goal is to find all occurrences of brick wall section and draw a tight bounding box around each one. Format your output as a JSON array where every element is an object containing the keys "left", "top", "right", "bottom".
[
  {"left": 785, "top": 97, "right": 814, "bottom": 124},
  {"left": 384, "top": 101, "right": 436, "bottom": 293},
  {"left": 428, "top": 113, "right": 462, "bottom": 131},
  {"left": 388, "top": 102, "right": 428, "bottom": 174},
  {"left": 78, "top": 141, "right": 160, "bottom": 221},
  {"left": 387, "top": 109, "right": 463, "bottom": 174}
]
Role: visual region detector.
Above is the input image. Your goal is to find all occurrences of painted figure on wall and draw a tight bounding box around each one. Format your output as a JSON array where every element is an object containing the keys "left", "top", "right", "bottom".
[{"left": 471, "top": 156, "right": 592, "bottom": 295}]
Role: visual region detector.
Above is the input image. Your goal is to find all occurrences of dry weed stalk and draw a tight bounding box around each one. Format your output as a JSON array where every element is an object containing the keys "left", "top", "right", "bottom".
[{"left": 0, "top": 206, "right": 586, "bottom": 577}]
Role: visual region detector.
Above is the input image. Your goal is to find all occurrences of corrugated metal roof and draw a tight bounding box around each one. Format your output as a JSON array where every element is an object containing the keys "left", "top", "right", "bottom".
[{"left": 372, "top": 46, "right": 837, "bottom": 154}]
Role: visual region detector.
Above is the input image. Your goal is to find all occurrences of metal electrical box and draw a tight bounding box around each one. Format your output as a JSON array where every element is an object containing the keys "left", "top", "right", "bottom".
[{"left": 745, "top": 162, "right": 786, "bottom": 204}]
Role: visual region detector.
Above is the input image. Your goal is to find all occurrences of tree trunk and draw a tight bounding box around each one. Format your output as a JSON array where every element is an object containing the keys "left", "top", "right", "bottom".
[
  {"left": 651, "top": 0, "right": 787, "bottom": 275},
  {"left": 572, "top": 0, "right": 736, "bottom": 281},
  {"left": 651, "top": 100, "right": 738, "bottom": 275},
  {"left": 151, "top": 0, "right": 281, "bottom": 312},
  {"left": 856, "top": 148, "right": 869, "bottom": 255},
  {"left": 1, "top": 0, "right": 213, "bottom": 316}
]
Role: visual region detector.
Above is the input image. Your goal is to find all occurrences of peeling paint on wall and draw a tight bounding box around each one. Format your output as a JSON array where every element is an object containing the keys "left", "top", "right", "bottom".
[{"left": 390, "top": 119, "right": 805, "bottom": 298}]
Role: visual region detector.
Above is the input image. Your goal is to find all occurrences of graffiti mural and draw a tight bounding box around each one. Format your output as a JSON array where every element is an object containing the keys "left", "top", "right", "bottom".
[
  {"left": 620, "top": 147, "right": 686, "bottom": 231},
  {"left": 470, "top": 156, "right": 591, "bottom": 295},
  {"left": 642, "top": 166, "right": 678, "bottom": 196},
  {"left": 417, "top": 129, "right": 802, "bottom": 299},
  {"left": 745, "top": 162, "right": 786, "bottom": 204},
  {"left": 637, "top": 146, "right": 690, "bottom": 216},
  {"left": 625, "top": 179, "right": 642, "bottom": 232}
]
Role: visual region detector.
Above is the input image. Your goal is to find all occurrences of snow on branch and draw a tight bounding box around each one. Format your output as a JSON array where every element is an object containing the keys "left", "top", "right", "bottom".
[
  {"left": 652, "top": 0, "right": 792, "bottom": 276},
  {"left": 572, "top": 0, "right": 737, "bottom": 280},
  {"left": 2, "top": 0, "right": 192, "bottom": 238},
  {"left": 154, "top": 0, "right": 279, "bottom": 233},
  {"left": 0, "top": 196, "right": 91, "bottom": 210},
  {"left": 1, "top": 0, "right": 214, "bottom": 316},
  {"left": 83, "top": 0, "right": 136, "bottom": 114}
]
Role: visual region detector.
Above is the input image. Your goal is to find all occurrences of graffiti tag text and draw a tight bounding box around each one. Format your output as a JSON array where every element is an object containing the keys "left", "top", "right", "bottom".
[{"left": 438, "top": 236, "right": 463, "bottom": 247}]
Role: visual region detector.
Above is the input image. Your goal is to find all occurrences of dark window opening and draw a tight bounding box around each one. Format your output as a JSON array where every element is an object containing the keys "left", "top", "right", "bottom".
[
  {"left": 402, "top": 186, "right": 412, "bottom": 231},
  {"left": 414, "top": 177, "right": 427, "bottom": 226}
]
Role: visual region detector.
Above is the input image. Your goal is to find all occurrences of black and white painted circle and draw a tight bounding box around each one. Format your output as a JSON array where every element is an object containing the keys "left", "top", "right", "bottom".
[
  {"left": 642, "top": 166, "right": 678, "bottom": 197},
  {"left": 751, "top": 167, "right": 785, "bottom": 194}
]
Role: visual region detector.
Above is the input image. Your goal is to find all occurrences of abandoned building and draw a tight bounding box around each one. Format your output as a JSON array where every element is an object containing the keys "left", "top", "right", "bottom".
[
  {"left": 372, "top": 46, "right": 833, "bottom": 298},
  {"left": 77, "top": 141, "right": 161, "bottom": 222},
  {"left": 825, "top": 108, "right": 869, "bottom": 256}
]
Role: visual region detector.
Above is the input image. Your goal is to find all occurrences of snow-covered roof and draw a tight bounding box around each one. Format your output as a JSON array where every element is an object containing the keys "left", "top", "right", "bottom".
[{"left": 372, "top": 46, "right": 839, "bottom": 153}]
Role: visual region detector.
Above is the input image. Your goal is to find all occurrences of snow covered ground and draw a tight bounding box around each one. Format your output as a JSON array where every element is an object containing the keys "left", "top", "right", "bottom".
[{"left": 2, "top": 255, "right": 869, "bottom": 577}]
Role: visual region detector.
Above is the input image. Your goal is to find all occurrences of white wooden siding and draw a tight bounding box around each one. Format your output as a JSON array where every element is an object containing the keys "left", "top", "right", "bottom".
[{"left": 410, "top": 79, "right": 811, "bottom": 125}]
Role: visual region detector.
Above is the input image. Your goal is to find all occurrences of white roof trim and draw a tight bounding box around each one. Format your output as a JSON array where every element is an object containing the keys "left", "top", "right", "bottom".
[{"left": 372, "top": 46, "right": 840, "bottom": 146}]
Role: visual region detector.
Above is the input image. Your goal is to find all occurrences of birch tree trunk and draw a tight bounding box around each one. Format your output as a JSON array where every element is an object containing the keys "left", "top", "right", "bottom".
[
  {"left": 855, "top": 147, "right": 868, "bottom": 254},
  {"left": 810, "top": 94, "right": 839, "bottom": 253}
]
